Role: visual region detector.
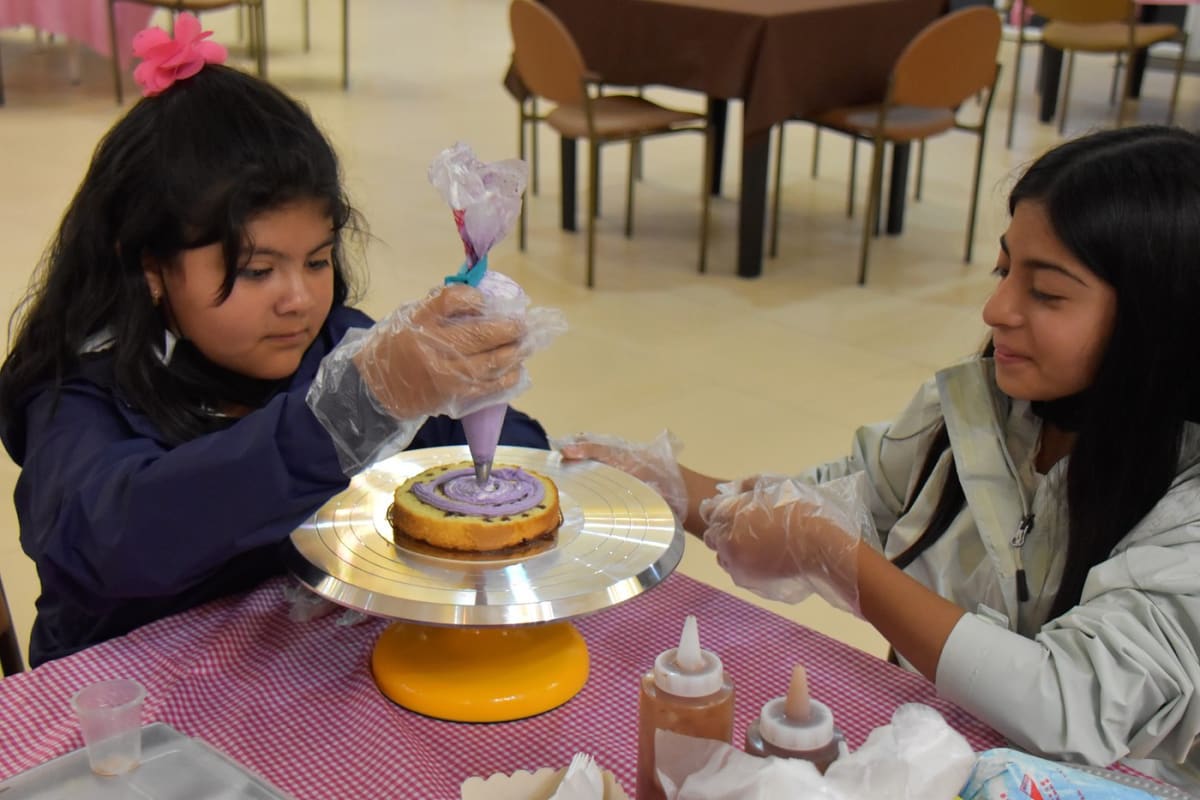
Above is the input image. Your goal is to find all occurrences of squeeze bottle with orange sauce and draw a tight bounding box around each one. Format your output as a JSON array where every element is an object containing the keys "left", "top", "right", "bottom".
[
  {"left": 636, "top": 615, "right": 735, "bottom": 800},
  {"left": 744, "top": 663, "right": 842, "bottom": 773}
]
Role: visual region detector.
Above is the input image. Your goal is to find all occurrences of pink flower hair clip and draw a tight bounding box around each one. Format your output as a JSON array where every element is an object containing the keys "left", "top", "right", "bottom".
[{"left": 132, "top": 12, "right": 228, "bottom": 97}]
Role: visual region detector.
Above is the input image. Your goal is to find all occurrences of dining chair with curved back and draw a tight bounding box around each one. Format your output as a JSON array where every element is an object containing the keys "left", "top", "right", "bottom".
[
  {"left": 108, "top": 0, "right": 267, "bottom": 104},
  {"left": 0, "top": 573, "right": 24, "bottom": 677},
  {"left": 508, "top": 0, "right": 713, "bottom": 288},
  {"left": 1004, "top": 0, "right": 1187, "bottom": 147},
  {"left": 771, "top": 6, "right": 1002, "bottom": 285}
]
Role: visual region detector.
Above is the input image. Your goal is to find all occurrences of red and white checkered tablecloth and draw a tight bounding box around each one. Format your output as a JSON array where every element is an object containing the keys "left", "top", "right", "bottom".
[{"left": 0, "top": 573, "right": 1004, "bottom": 799}]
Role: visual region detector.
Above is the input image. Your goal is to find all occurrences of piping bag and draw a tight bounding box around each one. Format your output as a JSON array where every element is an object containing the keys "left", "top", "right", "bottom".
[{"left": 429, "top": 142, "right": 566, "bottom": 487}]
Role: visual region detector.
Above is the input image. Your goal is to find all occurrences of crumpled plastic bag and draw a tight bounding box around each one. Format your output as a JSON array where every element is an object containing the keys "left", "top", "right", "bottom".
[
  {"left": 429, "top": 141, "right": 528, "bottom": 268},
  {"left": 961, "top": 749, "right": 1168, "bottom": 800},
  {"left": 654, "top": 704, "right": 975, "bottom": 800},
  {"left": 825, "top": 704, "right": 976, "bottom": 799}
]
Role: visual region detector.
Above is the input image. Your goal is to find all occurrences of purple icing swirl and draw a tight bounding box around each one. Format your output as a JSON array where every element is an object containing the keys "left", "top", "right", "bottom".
[{"left": 411, "top": 467, "right": 545, "bottom": 516}]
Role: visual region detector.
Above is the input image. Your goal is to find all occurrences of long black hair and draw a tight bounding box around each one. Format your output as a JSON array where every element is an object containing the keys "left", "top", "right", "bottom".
[
  {"left": 0, "top": 65, "right": 364, "bottom": 445},
  {"left": 893, "top": 126, "right": 1200, "bottom": 619}
]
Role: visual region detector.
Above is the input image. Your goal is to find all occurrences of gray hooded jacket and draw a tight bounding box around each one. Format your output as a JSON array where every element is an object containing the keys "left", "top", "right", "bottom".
[{"left": 798, "top": 358, "right": 1200, "bottom": 786}]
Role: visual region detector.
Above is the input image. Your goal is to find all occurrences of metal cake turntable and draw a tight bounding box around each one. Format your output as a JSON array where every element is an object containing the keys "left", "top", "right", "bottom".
[{"left": 285, "top": 445, "right": 685, "bottom": 721}]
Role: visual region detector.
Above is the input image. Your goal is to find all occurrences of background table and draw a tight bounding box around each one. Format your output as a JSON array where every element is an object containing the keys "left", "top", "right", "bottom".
[
  {"left": 518, "top": 0, "right": 945, "bottom": 278},
  {"left": 0, "top": 0, "right": 154, "bottom": 67},
  {"left": 0, "top": 572, "right": 1003, "bottom": 798}
]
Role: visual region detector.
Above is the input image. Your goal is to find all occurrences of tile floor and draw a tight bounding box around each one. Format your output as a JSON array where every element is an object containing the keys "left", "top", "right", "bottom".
[{"left": 1, "top": 0, "right": 1196, "bottom": 665}]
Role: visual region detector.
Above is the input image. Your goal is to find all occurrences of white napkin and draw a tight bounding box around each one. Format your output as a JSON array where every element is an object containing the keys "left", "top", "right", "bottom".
[{"left": 549, "top": 752, "right": 605, "bottom": 800}]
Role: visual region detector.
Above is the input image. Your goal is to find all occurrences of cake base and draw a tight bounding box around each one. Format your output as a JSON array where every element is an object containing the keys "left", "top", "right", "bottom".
[{"left": 370, "top": 621, "right": 589, "bottom": 722}]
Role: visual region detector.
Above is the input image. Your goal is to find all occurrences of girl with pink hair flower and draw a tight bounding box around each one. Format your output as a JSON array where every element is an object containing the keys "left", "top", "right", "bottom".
[{"left": 0, "top": 15, "right": 550, "bottom": 666}]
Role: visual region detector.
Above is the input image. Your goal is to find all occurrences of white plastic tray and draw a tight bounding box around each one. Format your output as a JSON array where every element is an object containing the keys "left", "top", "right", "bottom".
[{"left": 0, "top": 722, "right": 293, "bottom": 799}]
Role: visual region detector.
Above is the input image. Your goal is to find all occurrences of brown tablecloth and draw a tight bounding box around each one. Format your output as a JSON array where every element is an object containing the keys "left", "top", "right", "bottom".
[{"left": 512, "top": 0, "right": 945, "bottom": 137}]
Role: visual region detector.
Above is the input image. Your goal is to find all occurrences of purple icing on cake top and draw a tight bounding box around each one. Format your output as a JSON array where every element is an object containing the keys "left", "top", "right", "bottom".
[{"left": 411, "top": 467, "right": 545, "bottom": 516}]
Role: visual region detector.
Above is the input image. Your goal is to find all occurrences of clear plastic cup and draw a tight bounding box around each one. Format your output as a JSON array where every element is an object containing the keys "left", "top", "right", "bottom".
[{"left": 69, "top": 678, "right": 146, "bottom": 776}]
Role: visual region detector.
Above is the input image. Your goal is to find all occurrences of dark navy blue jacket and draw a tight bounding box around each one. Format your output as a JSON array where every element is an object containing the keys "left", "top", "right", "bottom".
[{"left": 1, "top": 306, "right": 549, "bottom": 666}]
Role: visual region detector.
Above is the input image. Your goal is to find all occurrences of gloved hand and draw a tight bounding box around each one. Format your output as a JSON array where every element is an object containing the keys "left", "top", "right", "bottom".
[
  {"left": 308, "top": 282, "right": 564, "bottom": 475},
  {"left": 353, "top": 284, "right": 527, "bottom": 421},
  {"left": 699, "top": 472, "right": 874, "bottom": 614},
  {"left": 553, "top": 430, "right": 688, "bottom": 522}
]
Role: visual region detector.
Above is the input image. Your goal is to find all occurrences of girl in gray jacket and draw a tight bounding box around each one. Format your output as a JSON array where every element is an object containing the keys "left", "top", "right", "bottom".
[{"left": 560, "top": 125, "right": 1200, "bottom": 786}]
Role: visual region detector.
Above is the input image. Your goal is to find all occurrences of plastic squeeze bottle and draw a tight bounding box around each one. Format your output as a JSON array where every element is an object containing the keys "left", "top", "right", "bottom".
[
  {"left": 637, "top": 615, "right": 735, "bottom": 800},
  {"left": 744, "top": 664, "right": 842, "bottom": 773}
]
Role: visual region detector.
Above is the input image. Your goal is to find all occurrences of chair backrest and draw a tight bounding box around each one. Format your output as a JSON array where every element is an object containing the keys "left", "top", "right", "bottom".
[
  {"left": 1025, "top": 0, "right": 1132, "bottom": 25},
  {"left": 509, "top": 0, "right": 588, "bottom": 107},
  {"left": 891, "top": 6, "right": 1002, "bottom": 109}
]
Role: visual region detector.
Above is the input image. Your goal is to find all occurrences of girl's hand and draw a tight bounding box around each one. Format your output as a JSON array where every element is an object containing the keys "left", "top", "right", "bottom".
[
  {"left": 354, "top": 285, "right": 527, "bottom": 421},
  {"left": 699, "top": 474, "right": 872, "bottom": 613},
  {"left": 554, "top": 430, "right": 688, "bottom": 521}
]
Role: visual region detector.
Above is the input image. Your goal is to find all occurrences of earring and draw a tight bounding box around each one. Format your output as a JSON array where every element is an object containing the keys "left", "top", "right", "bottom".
[{"left": 150, "top": 288, "right": 162, "bottom": 306}]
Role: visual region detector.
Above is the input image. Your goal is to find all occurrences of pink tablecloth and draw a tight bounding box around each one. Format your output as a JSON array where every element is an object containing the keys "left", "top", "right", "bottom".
[
  {"left": 0, "top": 0, "right": 155, "bottom": 66},
  {"left": 0, "top": 573, "right": 1004, "bottom": 799}
]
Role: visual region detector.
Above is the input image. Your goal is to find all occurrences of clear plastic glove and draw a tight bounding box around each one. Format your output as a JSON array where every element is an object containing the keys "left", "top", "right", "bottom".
[
  {"left": 352, "top": 284, "right": 526, "bottom": 420},
  {"left": 308, "top": 282, "right": 563, "bottom": 475},
  {"left": 699, "top": 473, "right": 875, "bottom": 614},
  {"left": 553, "top": 430, "right": 688, "bottom": 522}
]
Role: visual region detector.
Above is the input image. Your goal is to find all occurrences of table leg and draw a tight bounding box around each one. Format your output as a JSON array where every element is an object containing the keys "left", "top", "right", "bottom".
[
  {"left": 561, "top": 136, "right": 577, "bottom": 232},
  {"left": 1038, "top": 45, "right": 1064, "bottom": 123},
  {"left": 886, "top": 143, "right": 910, "bottom": 235},
  {"left": 737, "top": 129, "right": 770, "bottom": 278},
  {"left": 708, "top": 98, "right": 728, "bottom": 196}
]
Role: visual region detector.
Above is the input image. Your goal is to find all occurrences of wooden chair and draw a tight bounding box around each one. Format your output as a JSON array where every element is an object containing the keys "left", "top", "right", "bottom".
[
  {"left": 770, "top": 7, "right": 1001, "bottom": 285},
  {"left": 0, "top": 573, "right": 24, "bottom": 676},
  {"left": 108, "top": 0, "right": 267, "bottom": 104},
  {"left": 508, "top": 0, "right": 713, "bottom": 288},
  {"left": 1005, "top": 0, "right": 1187, "bottom": 147}
]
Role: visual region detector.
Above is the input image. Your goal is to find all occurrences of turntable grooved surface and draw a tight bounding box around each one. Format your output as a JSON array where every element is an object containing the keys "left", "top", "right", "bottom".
[{"left": 287, "top": 446, "right": 684, "bottom": 626}]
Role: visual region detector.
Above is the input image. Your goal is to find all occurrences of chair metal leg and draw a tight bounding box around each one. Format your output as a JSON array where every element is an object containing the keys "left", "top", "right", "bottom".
[
  {"left": 847, "top": 138, "right": 858, "bottom": 219},
  {"left": 1005, "top": 27, "right": 1025, "bottom": 149},
  {"left": 915, "top": 139, "right": 925, "bottom": 202},
  {"left": 625, "top": 138, "right": 637, "bottom": 238},
  {"left": 770, "top": 124, "right": 785, "bottom": 259},
  {"left": 342, "top": 0, "right": 350, "bottom": 90},
  {"left": 966, "top": 130, "right": 987, "bottom": 263},
  {"left": 1057, "top": 50, "right": 1075, "bottom": 135},
  {"left": 245, "top": 3, "right": 266, "bottom": 78},
  {"left": 860, "top": 131, "right": 888, "bottom": 285},
  {"left": 587, "top": 141, "right": 599, "bottom": 288},
  {"left": 107, "top": 0, "right": 124, "bottom": 104},
  {"left": 811, "top": 127, "right": 821, "bottom": 178},
  {"left": 518, "top": 107, "right": 528, "bottom": 252},
  {"left": 530, "top": 97, "right": 540, "bottom": 196},
  {"left": 303, "top": 0, "right": 312, "bottom": 52},
  {"left": 699, "top": 126, "right": 714, "bottom": 274},
  {"left": 1167, "top": 33, "right": 1188, "bottom": 125},
  {"left": 1109, "top": 52, "right": 1122, "bottom": 106}
]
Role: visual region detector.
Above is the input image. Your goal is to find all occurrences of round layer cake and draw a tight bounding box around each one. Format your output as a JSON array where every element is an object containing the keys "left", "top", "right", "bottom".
[{"left": 391, "top": 462, "right": 561, "bottom": 552}]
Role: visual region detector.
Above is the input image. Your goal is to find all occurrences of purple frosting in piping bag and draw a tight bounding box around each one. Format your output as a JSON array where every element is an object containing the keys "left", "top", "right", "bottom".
[{"left": 412, "top": 467, "right": 545, "bottom": 516}]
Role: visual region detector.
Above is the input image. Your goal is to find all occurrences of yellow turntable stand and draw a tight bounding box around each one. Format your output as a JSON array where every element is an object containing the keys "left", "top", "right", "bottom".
[{"left": 370, "top": 621, "right": 590, "bottom": 722}]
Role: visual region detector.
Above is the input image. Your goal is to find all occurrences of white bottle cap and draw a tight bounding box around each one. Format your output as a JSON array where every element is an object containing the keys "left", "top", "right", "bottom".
[
  {"left": 653, "top": 616, "right": 725, "bottom": 698},
  {"left": 759, "top": 698, "right": 835, "bottom": 751}
]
